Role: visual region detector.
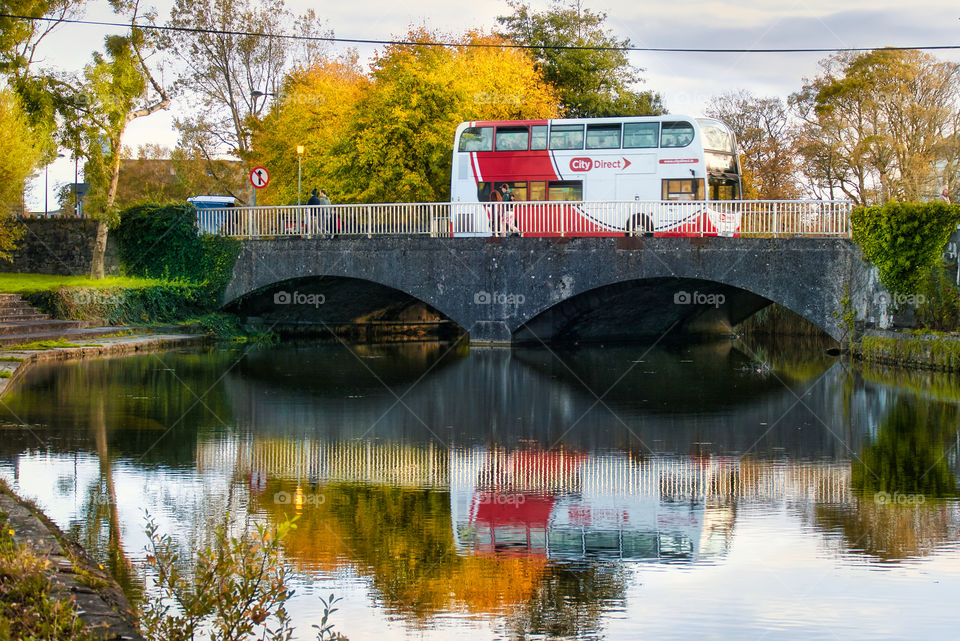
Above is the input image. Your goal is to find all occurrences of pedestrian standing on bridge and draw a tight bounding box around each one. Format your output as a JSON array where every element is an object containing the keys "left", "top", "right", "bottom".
[
  {"left": 499, "top": 183, "right": 522, "bottom": 237},
  {"left": 317, "top": 189, "right": 337, "bottom": 238},
  {"left": 307, "top": 188, "right": 321, "bottom": 237},
  {"left": 489, "top": 182, "right": 505, "bottom": 237}
]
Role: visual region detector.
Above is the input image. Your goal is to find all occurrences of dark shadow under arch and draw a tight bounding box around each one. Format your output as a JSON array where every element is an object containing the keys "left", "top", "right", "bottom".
[{"left": 512, "top": 277, "right": 826, "bottom": 345}]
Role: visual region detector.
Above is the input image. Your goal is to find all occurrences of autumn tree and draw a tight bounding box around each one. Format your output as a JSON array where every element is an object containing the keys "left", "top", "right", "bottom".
[
  {"left": 705, "top": 91, "right": 801, "bottom": 200},
  {"left": 496, "top": 0, "right": 662, "bottom": 117},
  {"left": 57, "top": 4, "right": 170, "bottom": 278},
  {"left": 791, "top": 49, "right": 960, "bottom": 205},
  {"left": 164, "top": 0, "right": 327, "bottom": 202},
  {"left": 327, "top": 30, "right": 560, "bottom": 203},
  {"left": 249, "top": 53, "right": 368, "bottom": 206}
]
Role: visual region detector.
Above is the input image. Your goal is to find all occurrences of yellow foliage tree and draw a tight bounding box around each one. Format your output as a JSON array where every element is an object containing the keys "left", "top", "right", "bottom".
[
  {"left": 250, "top": 30, "right": 560, "bottom": 204},
  {"left": 250, "top": 53, "right": 368, "bottom": 206}
]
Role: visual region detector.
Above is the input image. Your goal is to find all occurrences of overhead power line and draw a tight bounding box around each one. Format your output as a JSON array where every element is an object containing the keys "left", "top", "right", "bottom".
[{"left": 2, "top": 12, "right": 960, "bottom": 54}]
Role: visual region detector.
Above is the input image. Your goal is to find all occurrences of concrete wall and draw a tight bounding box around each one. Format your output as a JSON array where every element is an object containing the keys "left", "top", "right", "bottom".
[{"left": 1, "top": 218, "right": 118, "bottom": 275}]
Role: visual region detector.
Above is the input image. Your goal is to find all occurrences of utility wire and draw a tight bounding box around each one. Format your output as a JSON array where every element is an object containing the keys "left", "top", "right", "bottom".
[{"left": 2, "top": 12, "right": 960, "bottom": 53}]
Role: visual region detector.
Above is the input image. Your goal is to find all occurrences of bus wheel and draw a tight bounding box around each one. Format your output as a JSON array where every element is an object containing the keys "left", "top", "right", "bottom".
[{"left": 628, "top": 214, "right": 654, "bottom": 237}]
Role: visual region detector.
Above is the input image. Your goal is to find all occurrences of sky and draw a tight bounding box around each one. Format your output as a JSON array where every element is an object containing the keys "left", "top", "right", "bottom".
[{"left": 26, "top": 0, "right": 960, "bottom": 210}]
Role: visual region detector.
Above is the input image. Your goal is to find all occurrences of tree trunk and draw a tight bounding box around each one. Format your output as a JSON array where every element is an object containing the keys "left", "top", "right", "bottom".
[
  {"left": 89, "top": 217, "right": 109, "bottom": 279},
  {"left": 90, "top": 126, "right": 127, "bottom": 280}
]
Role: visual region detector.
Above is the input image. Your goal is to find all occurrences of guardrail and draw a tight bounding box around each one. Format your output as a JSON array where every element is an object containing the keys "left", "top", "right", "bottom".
[{"left": 196, "top": 199, "right": 853, "bottom": 239}]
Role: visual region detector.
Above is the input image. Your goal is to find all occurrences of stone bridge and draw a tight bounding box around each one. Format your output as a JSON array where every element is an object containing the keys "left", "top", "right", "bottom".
[{"left": 223, "top": 236, "right": 882, "bottom": 344}]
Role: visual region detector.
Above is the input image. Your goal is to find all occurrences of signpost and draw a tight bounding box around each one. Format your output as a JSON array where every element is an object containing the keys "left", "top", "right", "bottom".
[{"left": 250, "top": 166, "right": 270, "bottom": 189}]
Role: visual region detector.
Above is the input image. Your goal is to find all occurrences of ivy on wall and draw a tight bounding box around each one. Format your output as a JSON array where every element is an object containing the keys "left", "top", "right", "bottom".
[
  {"left": 113, "top": 202, "right": 241, "bottom": 298},
  {"left": 850, "top": 201, "right": 960, "bottom": 294}
]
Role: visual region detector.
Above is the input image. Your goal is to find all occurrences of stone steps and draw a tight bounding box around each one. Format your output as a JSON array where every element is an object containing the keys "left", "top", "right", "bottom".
[
  {"left": 0, "top": 326, "right": 129, "bottom": 347},
  {"left": 0, "top": 295, "right": 98, "bottom": 345}
]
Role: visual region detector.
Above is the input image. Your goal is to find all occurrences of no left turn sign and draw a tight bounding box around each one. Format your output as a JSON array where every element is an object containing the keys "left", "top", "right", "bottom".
[{"left": 250, "top": 166, "right": 270, "bottom": 189}]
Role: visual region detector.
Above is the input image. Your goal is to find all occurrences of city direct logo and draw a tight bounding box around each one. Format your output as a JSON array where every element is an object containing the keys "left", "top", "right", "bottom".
[{"left": 569, "top": 157, "right": 632, "bottom": 172}]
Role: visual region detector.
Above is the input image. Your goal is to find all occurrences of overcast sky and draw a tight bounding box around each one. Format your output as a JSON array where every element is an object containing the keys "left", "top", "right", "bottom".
[{"left": 28, "top": 0, "right": 960, "bottom": 210}]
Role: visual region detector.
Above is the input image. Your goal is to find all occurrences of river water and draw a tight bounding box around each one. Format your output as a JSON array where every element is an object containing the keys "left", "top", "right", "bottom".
[{"left": 1, "top": 339, "right": 958, "bottom": 640}]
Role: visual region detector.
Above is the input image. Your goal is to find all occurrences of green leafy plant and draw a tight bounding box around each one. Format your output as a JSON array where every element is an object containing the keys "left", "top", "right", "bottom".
[
  {"left": 851, "top": 201, "right": 960, "bottom": 294},
  {"left": 140, "top": 514, "right": 344, "bottom": 641},
  {"left": 916, "top": 262, "right": 960, "bottom": 331},
  {"left": 312, "top": 593, "right": 345, "bottom": 641}
]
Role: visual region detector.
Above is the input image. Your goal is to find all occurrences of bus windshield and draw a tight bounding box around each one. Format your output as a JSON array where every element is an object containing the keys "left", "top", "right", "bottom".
[{"left": 697, "top": 119, "right": 736, "bottom": 154}]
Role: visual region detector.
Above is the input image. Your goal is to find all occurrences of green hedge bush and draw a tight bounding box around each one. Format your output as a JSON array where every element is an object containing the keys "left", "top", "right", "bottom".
[{"left": 851, "top": 201, "right": 960, "bottom": 294}]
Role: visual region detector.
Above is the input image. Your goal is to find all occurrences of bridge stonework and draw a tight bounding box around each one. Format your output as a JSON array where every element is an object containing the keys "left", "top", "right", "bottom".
[{"left": 224, "top": 237, "right": 882, "bottom": 344}]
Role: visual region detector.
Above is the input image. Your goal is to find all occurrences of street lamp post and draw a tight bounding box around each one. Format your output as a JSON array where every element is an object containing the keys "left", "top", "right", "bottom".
[
  {"left": 44, "top": 153, "right": 65, "bottom": 216},
  {"left": 297, "top": 145, "right": 304, "bottom": 205}
]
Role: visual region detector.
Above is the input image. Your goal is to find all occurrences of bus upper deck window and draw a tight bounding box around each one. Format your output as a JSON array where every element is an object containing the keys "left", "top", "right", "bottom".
[
  {"left": 623, "top": 122, "right": 659, "bottom": 148},
  {"left": 661, "top": 121, "right": 695, "bottom": 148},
  {"left": 459, "top": 127, "right": 493, "bottom": 152},
  {"left": 496, "top": 126, "right": 530, "bottom": 151},
  {"left": 586, "top": 124, "right": 622, "bottom": 149},
  {"left": 549, "top": 124, "right": 584, "bottom": 150},
  {"left": 531, "top": 125, "right": 548, "bottom": 150}
]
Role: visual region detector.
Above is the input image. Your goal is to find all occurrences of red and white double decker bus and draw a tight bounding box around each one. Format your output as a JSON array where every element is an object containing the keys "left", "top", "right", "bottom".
[{"left": 450, "top": 115, "right": 743, "bottom": 237}]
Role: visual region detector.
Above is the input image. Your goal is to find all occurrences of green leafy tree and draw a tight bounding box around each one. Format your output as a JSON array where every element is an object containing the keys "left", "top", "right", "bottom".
[
  {"left": 57, "top": 3, "right": 170, "bottom": 278},
  {"left": 705, "top": 90, "right": 801, "bottom": 200},
  {"left": 0, "top": 88, "right": 42, "bottom": 256},
  {"left": 496, "top": 0, "right": 663, "bottom": 117}
]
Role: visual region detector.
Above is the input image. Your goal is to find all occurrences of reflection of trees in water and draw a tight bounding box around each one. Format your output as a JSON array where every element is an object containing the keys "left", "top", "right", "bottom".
[
  {"left": 813, "top": 500, "right": 960, "bottom": 562},
  {"left": 66, "top": 394, "right": 145, "bottom": 605},
  {"left": 852, "top": 399, "right": 958, "bottom": 498},
  {"left": 505, "top": 561, "right": 626, "bottom": 640},
  {"left": 1, "top": 347, "right": 240, "bottom": 464},
  {"left": 809, "top": 397, "right": 960, "bottom": 561},
  {"left": 255, "top": 480, "right": 622, "bottom": 637}
]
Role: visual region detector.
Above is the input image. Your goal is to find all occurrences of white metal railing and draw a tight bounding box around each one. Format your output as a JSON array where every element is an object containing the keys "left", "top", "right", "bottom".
[{"left": 196, "top": 199, "right": 853, "bottom": 239}]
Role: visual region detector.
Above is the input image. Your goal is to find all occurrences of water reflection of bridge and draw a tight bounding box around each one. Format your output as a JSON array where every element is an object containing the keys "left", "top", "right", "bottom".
[{"left": 196, "top": 437, "right": 852, "bottom": 504}]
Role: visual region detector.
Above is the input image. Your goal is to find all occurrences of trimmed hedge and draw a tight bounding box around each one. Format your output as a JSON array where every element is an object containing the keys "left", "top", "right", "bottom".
[{"left": 851, "top": 201, "right": 960, "bottom": 294}]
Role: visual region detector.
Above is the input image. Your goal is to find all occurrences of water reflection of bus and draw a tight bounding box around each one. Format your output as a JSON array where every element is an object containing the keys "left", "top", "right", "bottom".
[{"left": 450, "top": 448, "right": 734, "bottom": 562}]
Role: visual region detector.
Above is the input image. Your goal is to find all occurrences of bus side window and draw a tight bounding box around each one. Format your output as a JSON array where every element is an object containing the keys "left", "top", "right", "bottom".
[
  {"left": 548, "top": 181, "right": 583, "bottom": 201},
  {"left": 507, "top": 182, "right": 529, "bottom": 201},
  {"left": 531, "top": 125, "right": 548, "bottom": 150},
  {"left": 661, "top": 179, "right": 704, "bottom": 200},
  {"left": 549, "top": 124, "right": 584, "bottom": 150},
  {"left": 661, "top": 121, "right": 695, "bottom": 148},
  {"left": 623, "top": 122, "right": 659, "bottom": 148},
  {"left": 459, "top": 127, "right": 493, "bottom": 152},
  {"left": 529, "top": 181, "right": 546, "bottom": 201}
]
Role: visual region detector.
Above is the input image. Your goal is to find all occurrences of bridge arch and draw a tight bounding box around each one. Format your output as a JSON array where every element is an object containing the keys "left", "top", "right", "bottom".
[{"left": 223, "top": 274, "right": 467, "bottom": 334}]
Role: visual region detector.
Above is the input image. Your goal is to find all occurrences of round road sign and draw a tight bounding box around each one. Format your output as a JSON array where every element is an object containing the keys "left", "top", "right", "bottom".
[{"left": 250, "top": 166, "right": 270, "bottom": 189}]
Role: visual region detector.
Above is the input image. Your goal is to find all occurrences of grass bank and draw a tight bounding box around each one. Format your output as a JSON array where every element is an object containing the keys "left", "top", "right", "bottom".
[
  {"left": 854, "top": 330, "right": 960, "bottom": 372},
  {"left": 0, "top": 273, "right": 163, "bottom": 294}
]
